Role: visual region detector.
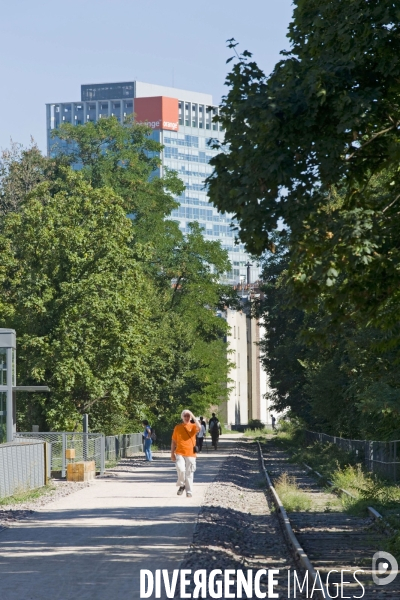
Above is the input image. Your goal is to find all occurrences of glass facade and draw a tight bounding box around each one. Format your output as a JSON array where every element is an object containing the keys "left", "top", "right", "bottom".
[
  {"left": 162, "top": 124, "right": 258, "bottom": 283},
  {"left": 46, "top": 82, "right": 260, "bottom": 284},
  {"left": 81, "top": 82, "right": 135, "bottom": 101}
]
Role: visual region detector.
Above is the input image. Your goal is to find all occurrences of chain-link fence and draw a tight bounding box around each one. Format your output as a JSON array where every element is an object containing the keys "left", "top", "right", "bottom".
[
  {"left": 14, "top": 432, "right": 105, "bottom": 478},
  {"left": 105, "top": 433, "right": 142, "bottom": 461},
  {"left": 304, "top": 430, "right": 400, "bottom": 482},
  {"left": 0, "top": 440, "right": 49, "bottom": 499}
]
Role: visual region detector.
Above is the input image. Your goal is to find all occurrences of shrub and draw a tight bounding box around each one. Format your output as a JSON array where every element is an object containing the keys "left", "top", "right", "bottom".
[{"left": 247, "top": 419, "right": 265, "bottom": 430}]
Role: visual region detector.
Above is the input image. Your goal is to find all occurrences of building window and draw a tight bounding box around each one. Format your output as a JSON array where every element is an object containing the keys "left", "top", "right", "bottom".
[
  {"left": 192, "top": 103, "right": 197, "bottom": 127},
  {"left": 237, "top": 353, "right": 240, "bottom": 368},
  {"left": 234, "top": 326, "right": 236, "bottom": 339},
  {"left": 238, "top": 381, "right": 241, "bottom": 396}
]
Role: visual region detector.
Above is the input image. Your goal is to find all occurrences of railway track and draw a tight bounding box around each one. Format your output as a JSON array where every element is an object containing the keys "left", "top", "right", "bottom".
[{"left": 259, "top": 439, "right": 400, "bottom": 598}]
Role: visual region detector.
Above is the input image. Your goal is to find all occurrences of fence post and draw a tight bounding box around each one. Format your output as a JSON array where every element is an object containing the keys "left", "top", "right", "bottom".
[
  {"left": 43, "top": 442, "right": 50, "bottom": 484},
  {"left": 62, "top": 432, "right": 66, "bottom": 478},
  {"left": 100, "top": 435, "right": 105, "bottom": 475},
  {"left": 82, "top": 414, "right": 88, "bottom": 461}
]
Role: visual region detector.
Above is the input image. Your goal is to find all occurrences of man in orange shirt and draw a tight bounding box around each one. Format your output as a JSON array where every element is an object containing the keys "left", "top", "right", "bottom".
[{"left": 171, "top": 409, "right": 201, "bottom": 497}]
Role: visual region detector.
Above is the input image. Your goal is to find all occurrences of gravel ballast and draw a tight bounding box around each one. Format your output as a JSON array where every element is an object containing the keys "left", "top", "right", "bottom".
[{"left": 177, "top": 440, "right": 306, "bottom": 599}]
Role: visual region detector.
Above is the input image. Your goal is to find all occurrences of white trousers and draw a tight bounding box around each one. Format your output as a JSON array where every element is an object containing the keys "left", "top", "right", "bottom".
[{"left": 175, "top": 454, "right": 196, "bottom": 493}]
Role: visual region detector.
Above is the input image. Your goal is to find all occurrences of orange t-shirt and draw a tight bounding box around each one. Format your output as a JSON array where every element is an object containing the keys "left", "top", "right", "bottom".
[{"left": 172, "top": 423, "right": 198, "bottom": 457}]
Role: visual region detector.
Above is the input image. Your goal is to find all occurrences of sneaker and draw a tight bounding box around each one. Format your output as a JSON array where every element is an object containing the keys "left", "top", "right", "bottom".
[
  {"left": 177, "top": 486, "right": 185, "bottom": 496},
  {"left": 186, "top": 492, "right": 192, "bottom": 497}
]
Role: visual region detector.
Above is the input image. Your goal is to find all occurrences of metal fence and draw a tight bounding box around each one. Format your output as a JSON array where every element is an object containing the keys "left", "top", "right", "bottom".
[
  {"left": 14, "top": 432, "right": 105, "bottom": 478},
  {"left": 105, "top": 433, "right": 143, "bottom": 461},
  {"left": 304, "top": 430, "right": 400, "bottom": 483},
  {"left": 0, "top": 440, "right": 49, "bottom": 499}
]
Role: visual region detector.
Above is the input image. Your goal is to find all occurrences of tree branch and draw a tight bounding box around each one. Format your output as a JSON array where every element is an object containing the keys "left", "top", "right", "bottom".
[{"left": 346, "top": 124, "right": 398, "bottom": 161}]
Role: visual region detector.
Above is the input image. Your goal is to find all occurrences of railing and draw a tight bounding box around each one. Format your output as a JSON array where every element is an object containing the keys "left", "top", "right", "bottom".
[
  {"left": 14, "top": 432, "right": 105, "bottom": 478},
  {"left": 0, "top": 440, "right": 49, "bottom": 499},
  {"left": 105, "top": 433, "right": 142, "bottom": 461},
  {"left": 304, "top": 430, "right": 400, "bottom": 483}
]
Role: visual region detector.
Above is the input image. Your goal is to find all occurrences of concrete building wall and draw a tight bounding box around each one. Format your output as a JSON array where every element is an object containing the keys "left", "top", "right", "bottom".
[
  {"left": 220, "top": 309, "right": 248, "bottom": 426},
  {"left": 220, "top": 294, "right": 277, "bottom": 428},
  {"left": 258, "top": 319, "right": 269, "bottom": 424}
]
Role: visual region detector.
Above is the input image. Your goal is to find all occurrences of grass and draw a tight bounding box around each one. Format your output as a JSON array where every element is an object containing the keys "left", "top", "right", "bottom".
[
  {"left": 221, "top": 426, "right": 241, "bottom": 434},
  {"left": 243, "top": 427, "right": 274, "bottom": 438},
  {"left": 0, "top": 483, "right": 56, "bottom": 506},
  {"left": 105, "top": 459, "right": 119, "bottom": 469},
  {"left": 274, "top": 472, "right": 312, "bottom": 512}
]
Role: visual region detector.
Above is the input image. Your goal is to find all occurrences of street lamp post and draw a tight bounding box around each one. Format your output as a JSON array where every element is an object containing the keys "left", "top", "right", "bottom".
[
  {"left": 0, "top": 328, "right": 50, "bottom": 443},
  {"left": 0, "top": 329, "right": 16, "bottom": 443}
]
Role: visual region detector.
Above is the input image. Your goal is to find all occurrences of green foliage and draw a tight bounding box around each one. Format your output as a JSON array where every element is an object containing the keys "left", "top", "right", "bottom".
[
  {"left": 0, "top": 484, "right": 56, "bottom": 506},
  {"left": 274, "top": 472, "right": 312, "bottom": 512},
  {"left": 0, "top": 140, "right": 53, "bottom": 216},
  {"left": 210, "top": 3, "right": 400, "bottom": 262},
  {"left": 0, "top": 117, "right": 235, "bottom": 434},
  {"left": 0, "top": 171, "right": 154, "bottom": 431},
  {"left": 257, "top": 232, "right": 400, "bottom": 439},
  {"left": 209, "top": 4, "right": 400, "bottom": 439},
  {"left": 247, "top": 419, "right": 265, "bottom": 430},
  {"left": 243, "top": 427, "right": 272, "bottom": 438}
]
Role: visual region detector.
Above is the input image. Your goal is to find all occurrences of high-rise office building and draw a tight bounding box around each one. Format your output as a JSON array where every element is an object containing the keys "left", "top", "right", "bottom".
[{"left": 46, "top": 81, "right": 260, "bottom": 283}]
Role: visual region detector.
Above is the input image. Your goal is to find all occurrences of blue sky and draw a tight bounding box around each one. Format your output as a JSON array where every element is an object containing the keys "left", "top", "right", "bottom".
[{"left": 1, "top": 0, "right": 294, "bottom": 153}]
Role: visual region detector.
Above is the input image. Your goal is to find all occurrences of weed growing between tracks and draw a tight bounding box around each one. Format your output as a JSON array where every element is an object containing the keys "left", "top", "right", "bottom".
[
  {"left": 269, "top": 421, "right": 400, "bottom": 562},
  {"left": 274, "top": 472, "right": 312, "bottom": 512}
]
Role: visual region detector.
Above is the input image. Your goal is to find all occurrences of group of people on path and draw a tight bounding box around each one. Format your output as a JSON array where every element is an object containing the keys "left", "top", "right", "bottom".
[{"left": 141, "top": 410, "right": 222, "bottom": 497}]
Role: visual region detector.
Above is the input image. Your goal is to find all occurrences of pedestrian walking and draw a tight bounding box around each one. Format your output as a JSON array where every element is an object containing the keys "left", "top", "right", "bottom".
[
  {"left": 171, "top": 409, "right": 201, "bottom": 497},
  {"left": 196, "top": 416, "right": 206, "bottom": 452},
  {"left": 208, "top": 412, "right": 221, "bottom": 450},
  {"left": 271, "top": 414, "right": 276, "bottom": 431},
  {"left": 142, "top": 420, "right": 153, "bottom": 462}
]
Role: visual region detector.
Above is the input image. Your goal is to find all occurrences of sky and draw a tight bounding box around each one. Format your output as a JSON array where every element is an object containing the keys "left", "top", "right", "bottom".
[{"left": 0, "top": 0, "right": 294, "bottom": 153}]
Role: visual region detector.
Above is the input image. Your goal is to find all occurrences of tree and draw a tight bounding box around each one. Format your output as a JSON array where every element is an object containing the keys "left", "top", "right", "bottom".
[
  {"left": 0, "top": 170, "right": 154, "bottom": 431},
  {"left": 205, "top": 2, "right": 400, "bottom": 439},
  {"left": 208, "top": 2, "right": 400, "bottom": 324},
  {"left": 0, "top": 140, "right": 53, "bottom": 216},
  {"left": 53, "top": 118, "right": 235, "bottom": 427},
  {"left": 0, "top": 117, "right": 235, "bottom": 434},
  {"left": 257, "top": 231, "right": 400, "bottom": 440}
]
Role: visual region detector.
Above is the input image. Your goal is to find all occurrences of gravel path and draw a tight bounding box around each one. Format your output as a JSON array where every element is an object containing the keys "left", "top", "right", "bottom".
[
  {"left": 0, "top": 450, "right": 179, "bottom": 532},
  {"left": 178, "top": 440, "right": 306, "bottom": 599},
  {"left": 0, "top": 450, "right": 168, "bottom": 531}
]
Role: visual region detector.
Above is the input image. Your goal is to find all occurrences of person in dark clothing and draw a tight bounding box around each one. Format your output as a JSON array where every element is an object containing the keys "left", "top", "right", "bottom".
[
  {"left": 271, "top": 414, "right": 276, "bottom": 430},
  {"left": 208, "top": 413, "right": 221, "bottom": 450},
  {"left": 196, "top": 417, "right": 206, "bottom": 452}
]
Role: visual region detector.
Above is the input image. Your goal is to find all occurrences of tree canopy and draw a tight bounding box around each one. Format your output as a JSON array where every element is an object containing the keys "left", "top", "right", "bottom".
[
  {"left": 208, "top": 1, "right": 400, "bottom": 325},
  {"left": 208, "top": 1, "right": 400, "bottom": 439},
  {"left": 0, "top": 118, "right": 235, "bottom": 435}
]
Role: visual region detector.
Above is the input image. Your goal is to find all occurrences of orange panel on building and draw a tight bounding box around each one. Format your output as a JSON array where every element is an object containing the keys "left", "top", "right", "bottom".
[{"left": 134, "top": 96, "right": 179, "bottom": 131}]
